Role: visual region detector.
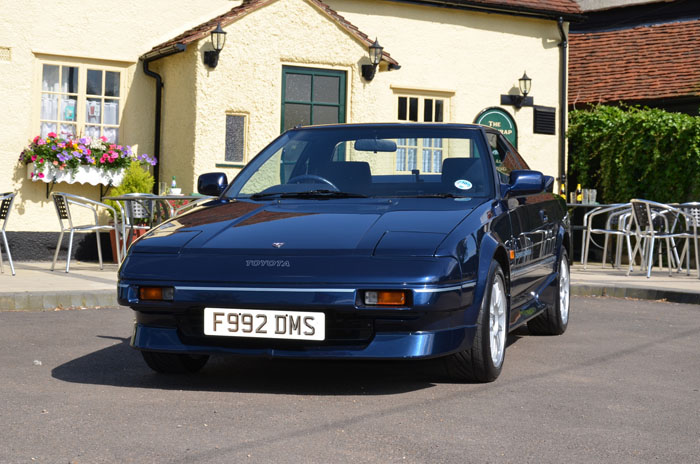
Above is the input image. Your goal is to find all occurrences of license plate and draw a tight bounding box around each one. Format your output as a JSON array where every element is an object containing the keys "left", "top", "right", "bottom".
[{"left": 203, "top": 308, "right": 325, "bottom": 341}]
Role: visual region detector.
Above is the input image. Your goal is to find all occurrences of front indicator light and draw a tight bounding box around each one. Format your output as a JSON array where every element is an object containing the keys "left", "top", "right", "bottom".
[
  {"left": 364, "top": 290, "right": 407, "bottom": 306},
  {"left": 139, "top": 286, "right": 174, "bottom": 301}
]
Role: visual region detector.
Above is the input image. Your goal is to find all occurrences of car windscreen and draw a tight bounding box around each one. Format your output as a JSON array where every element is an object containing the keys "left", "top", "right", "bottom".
[{"left": 225, "top": 126, "right": 493, "bottom": 199}]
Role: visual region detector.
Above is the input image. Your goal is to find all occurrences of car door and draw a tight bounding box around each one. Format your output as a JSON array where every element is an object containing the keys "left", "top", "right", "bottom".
[{"left": 489, "top": 132, "right": 554, "bottom": 313}]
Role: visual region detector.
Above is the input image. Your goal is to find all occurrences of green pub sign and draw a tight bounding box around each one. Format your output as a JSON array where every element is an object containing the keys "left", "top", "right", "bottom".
[{"left": 474, "top": 107, "right": 518, "bottom": 148}]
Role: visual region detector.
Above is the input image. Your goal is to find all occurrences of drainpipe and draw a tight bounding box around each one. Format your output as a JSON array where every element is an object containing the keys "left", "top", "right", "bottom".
[
  {"left": 140, "top": 43, "right": 186, "bottom": 193},
  {"left": 557, "top": 17, "right": 568, "bottom": 191},
  {"left": 142, "top": 59, "right": 163, "bottom": 193}
]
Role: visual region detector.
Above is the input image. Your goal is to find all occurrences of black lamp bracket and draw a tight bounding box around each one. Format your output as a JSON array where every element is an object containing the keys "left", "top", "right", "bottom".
[
  {"left": 361, "top": 63, "right": 377, "bottom": 81},
  {"left": 500, "top": 94, "right": 534, "bottom": 108},
  {"left": 204, "top": 50, "right": 220, "bottom": 68}
]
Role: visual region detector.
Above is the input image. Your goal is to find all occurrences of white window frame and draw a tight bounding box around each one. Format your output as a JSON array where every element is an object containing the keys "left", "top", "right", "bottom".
[
  {"left": 36, "top": 58, "right": 126, "bottom": 142},
  {"left": 393, "top": 90, "right": 452, "bottom": 172}
]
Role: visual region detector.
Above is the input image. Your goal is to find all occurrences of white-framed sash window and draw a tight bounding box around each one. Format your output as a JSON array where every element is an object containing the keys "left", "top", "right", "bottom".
[{"left": 39, "top": 61, "right": 124, "bottom": 142}]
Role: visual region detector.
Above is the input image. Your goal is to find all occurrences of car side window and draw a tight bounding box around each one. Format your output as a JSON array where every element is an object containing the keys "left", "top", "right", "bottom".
[{"left": 493, "top": 134, "right": 529, "bottom": 183}]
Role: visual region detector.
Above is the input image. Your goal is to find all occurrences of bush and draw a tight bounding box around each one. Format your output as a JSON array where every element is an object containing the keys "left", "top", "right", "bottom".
[{"left": 568, "top": 105, "right": 700, "bottom": 204}]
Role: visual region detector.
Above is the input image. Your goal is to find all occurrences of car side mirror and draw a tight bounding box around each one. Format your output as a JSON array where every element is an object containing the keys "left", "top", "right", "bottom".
[
  {"left": 506, "top": 170, "right": 546, "bottom": 196},
  {"left": 197, "top": 172, "right": 228, "bottom": 196}
]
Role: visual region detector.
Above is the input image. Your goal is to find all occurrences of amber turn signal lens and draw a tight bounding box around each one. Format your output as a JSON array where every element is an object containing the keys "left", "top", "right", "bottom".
[
  {"left": 364, "top": 290, "right": 407, "bottom": 306},
  {"left": 510, "top": 250, "right": 516, "bottom": 260},
  {"left": 139, "top": 287, "right": 174, "bottom": 301}
]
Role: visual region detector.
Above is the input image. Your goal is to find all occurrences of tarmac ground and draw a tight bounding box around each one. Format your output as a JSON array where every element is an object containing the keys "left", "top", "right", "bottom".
[{"left": 0, "top": 260, "right": 698, "bottom": 311}]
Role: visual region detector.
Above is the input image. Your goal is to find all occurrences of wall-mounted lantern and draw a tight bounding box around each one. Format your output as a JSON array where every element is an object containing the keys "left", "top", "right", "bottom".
[
  {"left": 203, "top": 23, "right": 227, "bottom": 68},
  {"left": 501, "top": 71, "right": 534, "bottom": 108},
  {"left": 361, "top": 38, "right": 383, "bottom": 82}
]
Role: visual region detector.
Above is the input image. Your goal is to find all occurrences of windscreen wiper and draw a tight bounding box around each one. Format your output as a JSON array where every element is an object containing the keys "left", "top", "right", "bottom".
[
  {"left": 249, "top": 190, "right": 367, "bottom": 200},
  {"left": 411, "top": 193, "right": 470, "bottom": 198},
  {"left": 280, "top": 190, "right": 367, "bottom": 199}
]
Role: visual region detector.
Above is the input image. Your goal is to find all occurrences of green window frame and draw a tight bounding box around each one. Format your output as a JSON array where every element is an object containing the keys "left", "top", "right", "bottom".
[{"left": 281, "top": 66, "right": 346, "bottom": 133}]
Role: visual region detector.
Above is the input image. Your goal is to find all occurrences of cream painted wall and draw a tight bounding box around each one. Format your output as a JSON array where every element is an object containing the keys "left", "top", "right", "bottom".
[{"left": 0, "top": 0, "right": 236, "bottom": 230}]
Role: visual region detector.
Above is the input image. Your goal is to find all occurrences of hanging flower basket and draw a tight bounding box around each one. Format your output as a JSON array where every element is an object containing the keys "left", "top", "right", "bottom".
[{"left": 27, "top": 163, "right": 125, "bottom": 186}]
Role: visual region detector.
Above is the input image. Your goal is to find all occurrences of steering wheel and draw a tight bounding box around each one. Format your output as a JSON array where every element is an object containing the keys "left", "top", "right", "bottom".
[{"left": 287, "top": 174, "right": 339, "bottom": 191}]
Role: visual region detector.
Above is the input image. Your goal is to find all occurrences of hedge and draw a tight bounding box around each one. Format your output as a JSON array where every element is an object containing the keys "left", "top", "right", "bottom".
[{"left": 568, "top": 105, "right": 700, "bottom": 204}]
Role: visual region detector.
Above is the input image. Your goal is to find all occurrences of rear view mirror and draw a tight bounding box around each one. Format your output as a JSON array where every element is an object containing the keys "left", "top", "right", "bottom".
[
  {"left": 354, "top": 139, "right": 397, "bottom": 152},
  {"left": 198, "top": 172, "right": 228, "bottom": 196}
]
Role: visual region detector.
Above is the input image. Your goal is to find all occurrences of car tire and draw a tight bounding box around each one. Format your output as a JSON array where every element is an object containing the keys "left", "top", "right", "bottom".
[
  {"left": 141, "top": 351, "right": 209, "bottom": 374},
  {"left": 527, "top": 248, "right": 570, "bottom": 336},
  {"left": 445, "top": 260, "right": 508, "bottom": 383}
]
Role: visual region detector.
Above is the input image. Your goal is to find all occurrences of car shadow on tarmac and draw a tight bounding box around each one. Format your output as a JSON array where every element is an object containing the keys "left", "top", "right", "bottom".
[{"left": 51, "top": 330, "right": 526, "bottom": 395}]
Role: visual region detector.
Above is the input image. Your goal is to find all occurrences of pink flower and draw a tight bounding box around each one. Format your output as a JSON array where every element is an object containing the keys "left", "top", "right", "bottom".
[
  {"left": 53, "top": 160, "right": 58, "bottom": 165},
  {"left": 31, "top": 155, "right": 37, "bottom": 161},
  {"left": 37, "top": 172, "right": 44, "bottom": 179},
  {"left": 37, "top": 139, "right": 45, "bottom": 146},
  {"left": 38, "top": 158, "right": 44, "bottom": 164},
  {"left": 100, "top": 136, "right": 108, "bottom": 142},
  {"left": 47, "top": 132, "right": 57, "bottom": 138},
  {"left": 33, "top": 136, "right": 40, "bottom": 143}
]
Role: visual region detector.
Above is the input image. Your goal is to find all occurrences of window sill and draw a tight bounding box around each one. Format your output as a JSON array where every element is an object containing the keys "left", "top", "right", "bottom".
[{"left": 215, "top": 163, "right": 245, "bottom": 169}]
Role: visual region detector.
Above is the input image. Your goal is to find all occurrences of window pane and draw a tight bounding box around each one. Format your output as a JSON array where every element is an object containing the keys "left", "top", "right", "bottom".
[
  {"left": 424, "top": 99, "right": 433, "bottom": 122},
  {"left": 409, "top": 97, "right": 418, "bottom": 122},
  {"left": 285, "top": 74, "right": 311, "bottom": 102},
  {"left": 313, "top": 105, "right": 338, "bottom": 125},
  {"left": 396, "top": 147, "right": 406, "bottom": 171},
  {"left": 87, "top": 69, "right": 103, "bottom": 95},
  {"left": 60, "top": 96, "right": 77, "bottom": 121},
  {"left": 104, "top": 99, "right": 119, "bottom": 125},
  {"left": 103, "top": 127, "right": 118, "bottom": 143},
  {"left": 423, "top": 149, "right": 431, "bottom": 172},
  {"left": 435, "top": 99, "right": 444, "bottom": 122},
  {"left": 86, "top": 98, "right": 102, "bottom": 124},
  {"left": 313, "top": 75, "right": 339, "bottom": 103},
  {"left": 60, "top": 124, "right": 76, "bottom": 137},
  {"left": 225, "top": 114, "right": 246, "bottom": 163},
  {"left": 398, "top": 97, "right": 407, "bottom": 120},
  {"left": 62, "top": 67, "right": 79, "bottom": 94},
  {"left": 40, "top": 122, "right": 57, "bottom": 138},
  {"left": 407, "top": 148, "right": 417, "bottom": 170},
  {"left": 433, "top": 149, "right": 443, "bottom": 173},
  {"left": 105, "top": 71, "right": 120, "bottom": 97},
  {"left": 42, "top": 65, "right": 59, "bottom": 92},
  {"left": 41, "top": 94, "right": 58, "bottom": 120},
  {"left": 284, "top": 103, "right": 311, "bottom": 130},
  {"left": 86, "top": 125, "right": 101, "bottom": 139}
]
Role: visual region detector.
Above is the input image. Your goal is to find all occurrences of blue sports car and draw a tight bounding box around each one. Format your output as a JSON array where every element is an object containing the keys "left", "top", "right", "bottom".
[{"left": 118, "top": 123, "right": 571, "bottom": 382}]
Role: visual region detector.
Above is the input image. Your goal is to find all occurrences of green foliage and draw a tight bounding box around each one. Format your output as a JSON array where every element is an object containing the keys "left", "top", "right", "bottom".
[
  {"left": 568, "top": 105, "right": 700, "bottom": 204},
  {"left": 104, "top": 162, "right": 154, "bottom": 220}
]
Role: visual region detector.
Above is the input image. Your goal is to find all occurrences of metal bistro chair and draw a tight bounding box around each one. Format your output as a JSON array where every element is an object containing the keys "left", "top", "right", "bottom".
[
  {"left": 675, "top": 202, "right": 700, "bottom": 279},
  {"left": 628, "top": 199, "right": 696, "bottom": 278},
  {"left": 0, "top": 192, "right": 16, "bottom": 276},
  {"left": 51, "top": 192, "right": 121, "bottom": 272},
  {"left": 581, "top": 203, "right": 635, "bottom": 271}
]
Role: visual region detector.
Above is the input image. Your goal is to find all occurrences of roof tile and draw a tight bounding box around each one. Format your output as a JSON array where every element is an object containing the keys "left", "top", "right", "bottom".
[{"left": 569, "top": 20, "right": 700, "bottom": 105}]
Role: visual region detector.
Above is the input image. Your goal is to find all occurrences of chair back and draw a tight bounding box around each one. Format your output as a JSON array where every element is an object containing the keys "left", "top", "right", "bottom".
[
  {"left": 125, "top": 199, "right": 153, "bottom": 225},
  {"left": 0, "top": 192, "right": 15, "bottom": 222},
  {"left": 630, "top": 200, "right": 652, "bottom": 231},
  {"left": 51, "top": 192, "right": 73, "bottom": 229},
  {"left": 680, "top": 202, "right": 700, "bottom": 227}
]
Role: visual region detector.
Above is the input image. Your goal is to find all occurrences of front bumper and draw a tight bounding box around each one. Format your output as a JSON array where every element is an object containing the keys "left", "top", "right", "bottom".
[{"left": 120, "top": 277, "right": 479, "bottom": 360}]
